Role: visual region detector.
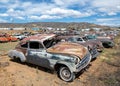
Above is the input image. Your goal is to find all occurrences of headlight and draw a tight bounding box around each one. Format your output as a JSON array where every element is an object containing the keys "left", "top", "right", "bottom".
[{"left": 70, "top": 55, "right": 80, "bottom": 64}]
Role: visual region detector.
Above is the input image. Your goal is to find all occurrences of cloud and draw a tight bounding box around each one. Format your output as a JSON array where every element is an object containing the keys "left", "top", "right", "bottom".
[
  {"left": 43, "top": 8, "right": 94, "bottom": 18},
  {"left": 0, "top": 0, "right": 10, "bottom": 3},
  {"left": 0, "top": 13, "right": 8, "bottom": 17},
  {"left": 0, "top": 0, "right": 119, "bottom": 26},
  {"left": 53, "top": 0, "right": 89, "bottom": 7},
  {"left": 96, "top": 18, "right": 120, "bottom": 22},
  {"left": 16, "top": 16, "right": 24, "bottom": 20},
  {"left": 91, "top": 0, "right": 120, "bottom": 15},
  {"left": 96, "top": 18, "right": 120, "bottom": 26},
  {"left": 0, "top": 18, "right": 7, "bottom": 22},
  {"left": 29, "top": 15, "right": 62, "bottom": 20}
]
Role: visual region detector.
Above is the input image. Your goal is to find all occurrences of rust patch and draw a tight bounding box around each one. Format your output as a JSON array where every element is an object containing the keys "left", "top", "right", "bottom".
[
  {"left": 47, "top": 42, "right": 87, "bottom": 59},
  {"left": 22, "top": 34, "right": 56, "bottom": 42}
]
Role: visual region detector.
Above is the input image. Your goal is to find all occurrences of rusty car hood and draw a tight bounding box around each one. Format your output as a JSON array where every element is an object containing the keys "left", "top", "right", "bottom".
[{"left": 47, "top": 42, "right": 87, "bottom": 59}]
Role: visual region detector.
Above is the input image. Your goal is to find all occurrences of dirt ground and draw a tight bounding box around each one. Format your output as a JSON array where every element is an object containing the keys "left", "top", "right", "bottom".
[{"left": 0, "top": 36, "right": 120, "bottom": 86}]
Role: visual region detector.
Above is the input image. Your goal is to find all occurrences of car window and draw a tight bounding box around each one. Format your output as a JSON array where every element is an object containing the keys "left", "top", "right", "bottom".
[
  {"left": 77, "top": 38, "right": 82, "bottom": 41},
  {"left": 29, "top": 41, "right": 44, "bottom": 49},
  {"left": 21, "top": 42, "right": 28, "bottom": 48},
  {"left": 43, "top": 39, "right": 60, "bottom": 48},
  {"left": 43, "top": 39, "right": 55, "bottom": 48}
]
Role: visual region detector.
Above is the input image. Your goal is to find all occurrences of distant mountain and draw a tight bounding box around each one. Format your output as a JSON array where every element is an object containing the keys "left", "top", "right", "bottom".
[{"left": 0, "top": 22, "right": 110, "bottom": 29}]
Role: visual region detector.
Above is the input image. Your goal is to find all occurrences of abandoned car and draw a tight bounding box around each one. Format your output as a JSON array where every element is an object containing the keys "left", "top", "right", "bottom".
[
  {"left": 64, "top": 36, "right": 99, "bottom": 59},
  {"left": 85, "top": 35, "right": 114, "bottom": 48},
  {"left": 8, "top": 34, "right": 91, "bottom": 82}
]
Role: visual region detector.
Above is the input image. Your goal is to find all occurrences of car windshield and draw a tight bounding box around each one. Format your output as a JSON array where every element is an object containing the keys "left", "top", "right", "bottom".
[{"left": 43, "top": 38, "right": 61, "bottom": 48}]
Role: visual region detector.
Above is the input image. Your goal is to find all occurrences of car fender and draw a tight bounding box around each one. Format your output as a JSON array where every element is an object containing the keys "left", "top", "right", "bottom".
[
  {"left": 8, "top": 50, "right": 26, "bottom": 62},
  {"left": 55, "top": 61, "right": 75, "bottom": 73}
]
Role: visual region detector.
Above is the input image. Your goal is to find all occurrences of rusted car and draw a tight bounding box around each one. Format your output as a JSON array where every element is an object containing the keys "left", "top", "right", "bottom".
[
  {"left": 0, "top": 33, "right": 18, "bottom": 42},
  {"left": 0, "top": 33, "right": 9, "bottom": 42},
  {"left": 64, "top": 36, "right": 99, "bottom": 60},
  {"left": 8, "top": 34, "right": 91, "bottom": 82},
  {"left": 4, "top": 34, "right": 18, "bottom": 42},
  {"left": 0, "top": 37, "right": 9, "bottom": 43},
  {"left": 85, "top": 35, "right": 114, "bottom": 48}
]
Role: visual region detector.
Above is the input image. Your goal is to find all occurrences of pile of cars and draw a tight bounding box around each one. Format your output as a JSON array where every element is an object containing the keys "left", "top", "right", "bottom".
[{"left": 8, "top": 31, "right": 116, "bottom": 82}]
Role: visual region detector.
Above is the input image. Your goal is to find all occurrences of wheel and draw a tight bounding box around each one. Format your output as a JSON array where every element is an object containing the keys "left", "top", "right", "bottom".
[{"left": 58, "top": 66, "right": 75, "bottom": 82}]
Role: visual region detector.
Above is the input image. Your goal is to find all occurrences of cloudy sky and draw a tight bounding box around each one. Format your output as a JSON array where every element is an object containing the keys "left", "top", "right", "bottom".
[{"left": 0, "top": 0, "right": 120, "bottom": 26}]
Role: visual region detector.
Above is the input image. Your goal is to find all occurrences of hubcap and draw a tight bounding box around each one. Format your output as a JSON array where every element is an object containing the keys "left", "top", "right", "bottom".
[{"left": 61, "top": 68, "right": 71, "bottom": 79}]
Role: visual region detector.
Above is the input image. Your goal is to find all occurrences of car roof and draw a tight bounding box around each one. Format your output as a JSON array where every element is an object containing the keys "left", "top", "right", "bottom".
[{"left": 21, "top": 34, "right": 56, "bottom": 42}]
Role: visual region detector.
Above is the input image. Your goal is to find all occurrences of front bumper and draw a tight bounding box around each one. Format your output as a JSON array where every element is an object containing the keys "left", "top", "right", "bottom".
[{"left": 75, "top": 52, "right": 91, "bottom": 72}]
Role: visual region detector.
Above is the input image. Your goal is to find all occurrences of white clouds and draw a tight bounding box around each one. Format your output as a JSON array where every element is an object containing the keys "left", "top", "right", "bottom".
[
  {"left": 30, "top": 15, "right": 62, "bottom": 20},
  {"left": 0, "top": 0, "right": 119, "bottom": 26},
  {"left": 91, "top": 0, "right": 120, "bottom": 15},
  {"left": 42, "top": 8, "right": 94, "bottom": 18},
  {"left": 0, "top": 0, "right": 9, "bottom": 3},
  {"left": 96, "top": 18, "right": 120, "bottom": 26},
  {"left": 29, "top": 7, "right": 94, "bottom": 20},
  {"left": 0, "top": 18, "right": 7, "bottom": 22},
  {"left": 0, "top": 13, "right": 8, "bottom": 17},
  {"left": 53, "top": 0, "right": 89, "bottom": 7},
  {"left": 2, "top": 1, "right": 94, "bottom": 21},
  {"left": 16, "top": 16, "right": 24, "bottom": 20},
  {"left": 96, "top": 18, "right": 119, "bottom": 22}
]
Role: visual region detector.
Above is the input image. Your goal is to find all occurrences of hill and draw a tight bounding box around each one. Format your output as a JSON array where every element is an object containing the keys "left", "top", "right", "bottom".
[{"left": 0, "top": 22, "right": 110, "bottom": 29}]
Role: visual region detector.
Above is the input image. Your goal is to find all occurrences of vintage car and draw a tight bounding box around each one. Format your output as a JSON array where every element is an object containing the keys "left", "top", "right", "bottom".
[
  {"left": 0, "top": 36, "right": 9, "bottom": 43},
  {"left": 0, "top": 33, "right": 9, "bottom": 42},
  {"left": 0, "top": 33, "right": 18, "bottom": 42},
  {"left": 5, "top": 35, "right": 18, "bottom": 42},
  {"left": 85, "top": 35, "right": 114, "bottom": 48},
  {"left": 13, "top": 34, "right": 26, "bottom": 40},
  {"left": 64, "top": 36, "right": 99, "bottom": 60},
  {"left": 8, "top": 34, "right": 91, "bottom": 82}
]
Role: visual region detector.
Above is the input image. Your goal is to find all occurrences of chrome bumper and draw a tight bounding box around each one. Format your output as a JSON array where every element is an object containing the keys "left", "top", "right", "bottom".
[{"left": 75, "top": 52, "right": 91, "bottom": 72}]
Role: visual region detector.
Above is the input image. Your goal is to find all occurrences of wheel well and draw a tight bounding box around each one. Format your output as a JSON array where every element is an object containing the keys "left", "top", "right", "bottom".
[{"left": 54, "top": 63, "right": 67, "bottom": 71}]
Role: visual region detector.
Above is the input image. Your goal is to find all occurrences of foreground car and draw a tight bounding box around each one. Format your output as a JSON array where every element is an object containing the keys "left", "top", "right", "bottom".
[{"left": 8, "top": 34, "right": 91, "bottom": 82}]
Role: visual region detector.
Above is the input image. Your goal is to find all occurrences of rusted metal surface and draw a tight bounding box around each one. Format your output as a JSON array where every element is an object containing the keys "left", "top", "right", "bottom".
[
  {"left": 21, "top": 34, "right": 56, "bottom": 42},
  {"left": 47, "top": 42, "right": 87, "bottom": 59}
]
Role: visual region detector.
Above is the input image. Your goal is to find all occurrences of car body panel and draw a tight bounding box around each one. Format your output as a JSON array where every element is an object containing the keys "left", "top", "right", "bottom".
[{"left": 47, "top": 42, "right": 87, "bottom": 59}]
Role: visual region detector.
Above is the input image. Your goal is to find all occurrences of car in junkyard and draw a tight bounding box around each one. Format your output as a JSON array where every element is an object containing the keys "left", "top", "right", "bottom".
[
  {"left": 13, "top": 34, "right": 26, "bottom": 40},
  {"left": 81, "top": 36, "right": 104, "bottom": 52},
  {"left": 0, "top": 33, "right": 18, "bottom": 42},
  {"left": 85, "top": 34, "right": 114, "bottom": 48},
  {"left": 8, "top": 34, "right": 91, "bottom": 82},
  {"left": 63, "top": 36, "right": 99, "bottom": 60},
  {"left": 4, "top": 33, "right": 18, "bottom": 42},
  {"left": 0, "top": 36, "right": 9, "bottom": 43}
]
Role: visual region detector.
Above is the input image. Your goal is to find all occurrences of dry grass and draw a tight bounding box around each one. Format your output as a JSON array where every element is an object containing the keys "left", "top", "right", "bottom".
[
  {"left": 98, "top": 33, "right": 120, "bottom": 86},
  {"left": 0, "top": 42, "right": 18, "bottom": 55}
]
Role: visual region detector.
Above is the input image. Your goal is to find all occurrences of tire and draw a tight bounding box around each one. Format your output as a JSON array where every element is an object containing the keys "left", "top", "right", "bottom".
[{"left": 58, "top": 66, "right": 75, "bottom": 82}]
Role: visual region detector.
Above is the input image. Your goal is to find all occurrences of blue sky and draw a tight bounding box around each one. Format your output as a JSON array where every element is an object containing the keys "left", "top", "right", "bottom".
[{"left": 0, "top": 0, "right": 120, "bottom": 26}]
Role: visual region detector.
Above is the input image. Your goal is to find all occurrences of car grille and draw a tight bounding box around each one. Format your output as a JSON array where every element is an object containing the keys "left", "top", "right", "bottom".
[{"left": 76, "top": 52, "right": 91, "bottom": 69}]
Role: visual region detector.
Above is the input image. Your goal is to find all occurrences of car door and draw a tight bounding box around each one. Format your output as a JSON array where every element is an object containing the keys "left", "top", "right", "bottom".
[{"left": 26, "top": 41, "right": 51, "bottom": 68}]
